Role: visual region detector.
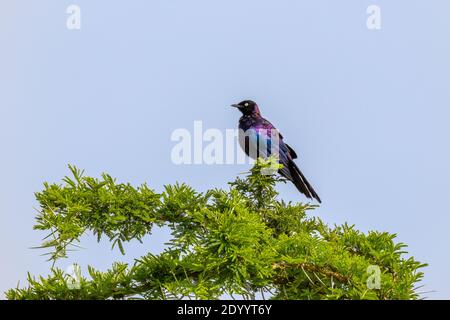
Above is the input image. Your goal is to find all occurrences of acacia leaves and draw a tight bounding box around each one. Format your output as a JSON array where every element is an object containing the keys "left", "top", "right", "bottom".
[{"left": 7, "top": 159, "right": 426, "bottom": 300}]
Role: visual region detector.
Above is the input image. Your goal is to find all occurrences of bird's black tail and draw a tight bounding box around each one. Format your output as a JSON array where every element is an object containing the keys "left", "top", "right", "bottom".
[{"left": 287, "top": 160, "right": 321, "bottom": 203}]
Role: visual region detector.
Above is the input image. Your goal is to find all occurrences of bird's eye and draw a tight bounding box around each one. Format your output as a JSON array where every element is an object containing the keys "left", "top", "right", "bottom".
[{"left": 244, "top": 103, "right": 249, "bottom": 107}]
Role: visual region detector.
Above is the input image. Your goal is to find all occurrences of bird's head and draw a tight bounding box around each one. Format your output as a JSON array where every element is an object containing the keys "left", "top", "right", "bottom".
[{"left": 231, "top": 100, "right": 261, "bottom": 116}]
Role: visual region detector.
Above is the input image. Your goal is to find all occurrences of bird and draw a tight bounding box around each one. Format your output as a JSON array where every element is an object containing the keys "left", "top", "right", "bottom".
[{"left": 231, "top": 100, "right": 321, "bottom": 203}]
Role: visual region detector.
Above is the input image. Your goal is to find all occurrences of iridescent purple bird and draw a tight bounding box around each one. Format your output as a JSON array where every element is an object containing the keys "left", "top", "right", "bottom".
[{"left": 231, "top": 100, "right": 321, "bottom": 203}]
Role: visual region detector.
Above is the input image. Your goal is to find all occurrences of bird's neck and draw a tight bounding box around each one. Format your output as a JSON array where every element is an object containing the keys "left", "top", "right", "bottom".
[
  {"left": 252, "top": 105, "right": 261, "bottom": 117},
  {"left": 243, "top": 105, "right": 261, "bottom": 118}
]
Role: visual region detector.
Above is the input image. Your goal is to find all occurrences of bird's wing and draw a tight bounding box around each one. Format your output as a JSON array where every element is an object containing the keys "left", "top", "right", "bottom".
[
  {"left": 278, "top": 140, "right": 295, "bottom": 178},
  {"left": 239, "top": 127, "right": 279, "bottom": 159},
  {"left": 259, "top": 118, "right": 299, "bottom": 159},
  {"left": 239, "top": 117, "right": 281, "bottom": 159},
  {"left": 277, "top": 141, "right": 321, "bottom": 203},
  {"left": 243, "top": 118, "right": 321, "bottom": 203},
  {"left": 285, "top": 143, "right": 298, "bottom": 159}
]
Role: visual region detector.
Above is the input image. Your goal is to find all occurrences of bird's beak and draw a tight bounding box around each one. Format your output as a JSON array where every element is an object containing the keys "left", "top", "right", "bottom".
[{"left": 230, "top": 104, "right": 240, "bottom": 108}]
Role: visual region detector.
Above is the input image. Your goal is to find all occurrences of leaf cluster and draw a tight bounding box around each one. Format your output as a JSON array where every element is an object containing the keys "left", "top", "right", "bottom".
[{"left": 6, "top": 159, "right": 426, "bottom": 300}]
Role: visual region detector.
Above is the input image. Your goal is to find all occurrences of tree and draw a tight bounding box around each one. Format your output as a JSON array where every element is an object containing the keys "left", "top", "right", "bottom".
[{"left": 6, "top": 159, "right": 426, "bottom": 300}]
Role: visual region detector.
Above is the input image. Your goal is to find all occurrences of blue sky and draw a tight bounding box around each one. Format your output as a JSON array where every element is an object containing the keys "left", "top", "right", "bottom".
[{"left": 1, "top": 0, "right": 449, "bottom": 299}]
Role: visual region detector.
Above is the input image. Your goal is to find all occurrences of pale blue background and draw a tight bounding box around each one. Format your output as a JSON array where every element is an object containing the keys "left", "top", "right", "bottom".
[{"left": 1, "top": 1, "right": 449, "bottom": 299}]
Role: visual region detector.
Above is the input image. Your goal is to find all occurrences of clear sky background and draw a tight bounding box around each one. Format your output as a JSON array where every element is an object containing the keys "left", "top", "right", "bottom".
[{"left": 1, "top": 1, "right": 449, "bottom": 299}]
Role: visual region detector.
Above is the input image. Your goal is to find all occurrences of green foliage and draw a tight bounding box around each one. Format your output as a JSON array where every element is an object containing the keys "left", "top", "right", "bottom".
[{"left": 6, "top": 159, "right": 426, "bottom": 300}]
